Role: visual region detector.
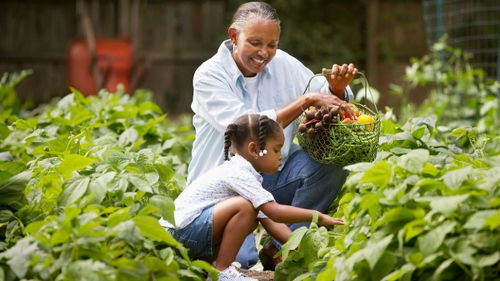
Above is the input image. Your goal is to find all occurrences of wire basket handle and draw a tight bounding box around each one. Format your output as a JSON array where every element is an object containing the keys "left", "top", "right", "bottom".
[{"left": 301, "top": 70, "right": 379, "bottom": 114}]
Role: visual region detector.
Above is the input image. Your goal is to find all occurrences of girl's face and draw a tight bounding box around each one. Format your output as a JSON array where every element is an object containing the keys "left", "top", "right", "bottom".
[
  {"left": 229, "top": 17, "right": 280, "bottom": 77},
  {"left": 253, "top": 130, "right": 284, "bottom": 175}
]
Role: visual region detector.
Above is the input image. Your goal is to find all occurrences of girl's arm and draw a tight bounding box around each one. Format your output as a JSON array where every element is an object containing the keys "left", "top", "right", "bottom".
[
  {"left": 259, "top": 201, "right": 344, "bottom": 227},
  {"left": 259, "top": 218, "right": 291, "bottom": 245}
]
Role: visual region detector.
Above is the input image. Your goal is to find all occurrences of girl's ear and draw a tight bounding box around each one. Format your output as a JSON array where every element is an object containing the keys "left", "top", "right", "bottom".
[{"left": 247, "top": 141, "right": 259, "bottom": 159}]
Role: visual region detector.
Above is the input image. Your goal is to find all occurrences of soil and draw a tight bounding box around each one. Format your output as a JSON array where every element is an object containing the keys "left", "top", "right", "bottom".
[{"left": 238, "top": 268, "right": 275, "bottom": 281}]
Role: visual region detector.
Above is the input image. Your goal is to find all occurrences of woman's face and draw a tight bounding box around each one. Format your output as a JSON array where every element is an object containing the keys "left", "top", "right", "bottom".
[{"left": 229, "top": 17, "right": 280, "bottom": 77}]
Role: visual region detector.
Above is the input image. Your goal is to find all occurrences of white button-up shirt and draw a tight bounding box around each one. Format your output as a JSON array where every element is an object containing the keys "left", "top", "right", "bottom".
[
  {"left": 160, "top": 154, "right": 275, "bottom": 229},
  {"left": 188, "top": 39, "right": 353, "bottom": 184}
]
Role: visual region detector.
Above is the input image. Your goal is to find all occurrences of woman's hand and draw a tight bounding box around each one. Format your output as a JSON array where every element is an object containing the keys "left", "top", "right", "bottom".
[
  {"left": 322, "top": 63, "right": 358, "bottom": 97},
  {"left": 318, "top": 213, "right": 344, "bottom": 227},
  {"left": 305, "top": 92, "right": 357, "bottom": 120}
]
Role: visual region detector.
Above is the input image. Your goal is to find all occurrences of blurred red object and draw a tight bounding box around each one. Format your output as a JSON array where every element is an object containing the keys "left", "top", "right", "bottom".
[{"left": 67, "top": 38, "right": 132, "bottom": 96}]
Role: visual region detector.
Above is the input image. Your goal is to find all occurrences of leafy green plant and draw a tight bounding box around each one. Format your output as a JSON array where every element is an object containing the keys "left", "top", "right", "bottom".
[
  {"left": 0, "top": 80, "right": 216, "bottom": 280},
  {"left": 275, "top": 40, "right": 500, "bottom": 279},
  {"left": 276, "top": 117, "right": 500, "bottom": 281},
  {"left": 391, "top": 37, "right": 499, "bottom": 134}
]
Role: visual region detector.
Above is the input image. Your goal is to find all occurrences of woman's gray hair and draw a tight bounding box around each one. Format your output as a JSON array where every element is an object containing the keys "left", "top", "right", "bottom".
[{"left": 230, "top": 2, "right": 280, "bottom": 32}]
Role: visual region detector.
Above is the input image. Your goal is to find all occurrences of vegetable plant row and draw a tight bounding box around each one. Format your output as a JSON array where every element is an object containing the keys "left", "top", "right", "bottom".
[
  {"left": 276, "top": 116, "right": 500, "bottom": 281},
  {"left": 1, "top": 39, "right": 499, "bottom": 281},
  {"left": 275, "top": 41, "right": 500, "bottom": 281},
  {"left": 0, "top": 74, "right": 217, "bottom": 281}
]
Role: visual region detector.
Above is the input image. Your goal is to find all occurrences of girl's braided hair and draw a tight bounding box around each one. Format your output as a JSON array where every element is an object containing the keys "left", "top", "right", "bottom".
[{"left": 224, "top": 114, "right": 281, "bottom": 161}]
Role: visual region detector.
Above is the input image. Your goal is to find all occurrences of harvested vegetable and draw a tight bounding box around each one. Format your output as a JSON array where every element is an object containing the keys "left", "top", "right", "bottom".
[{"left": 296, "top": 71, "right": 380, "bottom": 166}]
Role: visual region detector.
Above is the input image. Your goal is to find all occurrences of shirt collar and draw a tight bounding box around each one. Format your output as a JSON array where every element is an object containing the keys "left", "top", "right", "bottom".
[{"left": 230, "top": 154, "right": 263, "bottom": 183}]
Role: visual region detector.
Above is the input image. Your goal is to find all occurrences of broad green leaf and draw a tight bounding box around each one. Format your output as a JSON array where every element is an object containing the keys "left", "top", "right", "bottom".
[
  {"left": 301, "top": 226, "right": 328, "bottom": 266},
  {"left": 149, "top": 195, "right": 176, "bottom": 226},
  {"left": 431, "top": 259, "right": 454, "bottom": 281},
  {"left": 404, "top": 219, "right": 427, "bottom": 242},
  {"left": 360, "top": 193, "right": 383, "bottom": 219},
  {"left": 381, "top": 263, "right": 415, "bottom": 281},
  {"left": 66, "top": 259, "right": 116, "bottom": 281},
  {"left": 58, "top": 176, "right": 90, "bottom": 206},
  {"left": 107, "top": 209, "right": 132, "bottom": 228},
  {"left": 378, "top": 207, "right": 424, "bottom": 226},
  {"left": 0, "top": 171, "right": 31, "bottom": 205},
  {"left": 57, "top": 153, "right": 97, "bottom": 179},
  {"left": 477, "top": 251, "right": 500, "bottom": 267},
  {"left": 15, "top": 118, "right": 38, "bottom": 130},
  {"left": 24, "top": 220, "right": 50, "bottom": 235},
  {"left": 418, "top": 221, "right": 456, "bottom": 256},
  {"left": 0, "top": 161, "right": 25, "bottom": 175},
  {"left": 362, "top": 234, "right": 394, "bottom": 269},
  {"left": 414, "top": 178, "right": 448, "bottom": 194},
  {"left": 154, "top": 163, "right": 174, "bottom": 182},
  {"left": 360, "top": 160, "right": 392, "bottom": 188},
  {"left": 111, "top": 257, "right": 148, "bottom": 280},
  {"left": 292, "top": 272, "right": 311, "bottom": 281},
  {"left": 442, "top": 166, "right": 472, "bottom": 189},
  {"left": 133, "top": 215, "right": 180, "bottom": 247},
  {"left": 191, "top": 260, "right": 219, "bottom": 281},
  {"left": 422, "top": 162, "right": 440, "bottom": 177},
  {"left": 0, "top": 210, "right": 13, "bottom": 222},
  {"left": 417, "top": 195, "right": 469, "bottom": 216},
  {"left": 484, "top": 209, "right": 500, "bottom": 230},
  {"left": 464, "top": 210, "right": 498, "bottom": 229},
  {"left": 119, "top": 127, "right": 139, "bottom": 147},
  {"left": 50, "top": 228, "right": 70, "bottom": 246},
  {"left": 86, "top": 172, "right": 116, "bottom": 205},
  {"left": 0, "top": 237, "right": 39, "bottom": 278},
  {"left": 398, "top": 149, "right": 429, "bottom": 174},
  {"left": 280, "top": 226, "right": 308, "bottom": 261},
  {"left": 69, "top": 107, "right": 93, "bottom": 126},
  {"left": 127, "top": 173, "right": 153, "bottom": 193},
  {"left": 411, "top": 127, "right": 426, "bottom": 139},
  {"left": 316, "top": 256, "right": 336, "bottom": 281},
  {"left": 490, "top": 197, "right": 500, "bottom": 207}
]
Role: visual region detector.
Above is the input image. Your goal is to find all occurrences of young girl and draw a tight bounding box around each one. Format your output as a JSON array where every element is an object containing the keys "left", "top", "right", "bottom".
[{"left": 159, "top": 114, "right": 343, "bottom": 280}]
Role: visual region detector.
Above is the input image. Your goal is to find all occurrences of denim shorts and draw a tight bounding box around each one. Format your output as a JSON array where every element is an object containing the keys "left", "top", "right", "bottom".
[{"left": 165, "top": 206, "right": 214, "bottom": 259}]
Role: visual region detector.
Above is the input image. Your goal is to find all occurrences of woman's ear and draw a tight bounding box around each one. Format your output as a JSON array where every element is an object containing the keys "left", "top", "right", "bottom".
[{"left": 228, "top": 28, "right": 237, "bottom": 45}]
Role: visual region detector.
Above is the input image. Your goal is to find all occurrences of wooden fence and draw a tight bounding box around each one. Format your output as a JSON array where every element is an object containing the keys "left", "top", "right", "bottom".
[
  {"left": 0, "top": 0, "right": 428, "bottom": 115},
  {"left": 0, "top": 0, "right": 226, "bottom": 115}
]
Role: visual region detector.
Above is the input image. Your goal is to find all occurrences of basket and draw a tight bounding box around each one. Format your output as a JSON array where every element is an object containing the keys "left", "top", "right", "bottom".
[{"left": 296, "top": 72, "right": 381, "bottom": 166}]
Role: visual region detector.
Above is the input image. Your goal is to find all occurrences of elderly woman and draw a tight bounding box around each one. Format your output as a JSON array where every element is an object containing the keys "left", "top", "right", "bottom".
[{"left": 187, "top": 1, "right": 358, "bottom": 270}]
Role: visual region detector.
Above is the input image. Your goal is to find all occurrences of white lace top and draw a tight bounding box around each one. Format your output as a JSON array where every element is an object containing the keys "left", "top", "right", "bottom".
[{"left": 159, "top": 154, "right": 275, "bottom": 229}]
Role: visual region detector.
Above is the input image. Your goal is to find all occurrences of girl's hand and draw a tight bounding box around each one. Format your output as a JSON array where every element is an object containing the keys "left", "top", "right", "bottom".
[
  {"left": 318, "top": 213, "right": 344, "bottom": 227},
  {"left": 322, "top": 63, "right": 358, "bottom": 97}
]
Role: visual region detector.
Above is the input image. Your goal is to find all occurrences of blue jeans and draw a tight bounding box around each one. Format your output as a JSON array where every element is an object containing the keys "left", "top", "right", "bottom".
[
  {"left": 165, "top": 206, "right": 214, "bottom": 259},
  {"left": 235, "top": 149, "right": 348, "bottom": 268}
]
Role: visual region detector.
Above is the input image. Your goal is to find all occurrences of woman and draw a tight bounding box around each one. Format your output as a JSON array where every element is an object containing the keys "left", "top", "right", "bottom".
[{"left": 188, "top": 1, "right": 358, "bottom": 269}]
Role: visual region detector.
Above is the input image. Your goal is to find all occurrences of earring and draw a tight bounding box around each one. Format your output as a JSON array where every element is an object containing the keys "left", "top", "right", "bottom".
[{"left": 233, "top": 43, "right": 237, "bottom": 54}]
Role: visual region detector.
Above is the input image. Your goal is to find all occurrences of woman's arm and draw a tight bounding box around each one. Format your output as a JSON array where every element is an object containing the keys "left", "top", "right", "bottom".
[
  {"left": 259, "top": 218, "right": 291, "bottom": 245},
  {"left": 259, "top": 201, "right": 344, "bottom": 227},
  {"left": 275, "top": 63, "right": 358, "bottom": 128},
  {"left": 275, "top": 91, "right": 350, "bottom": 128}
]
